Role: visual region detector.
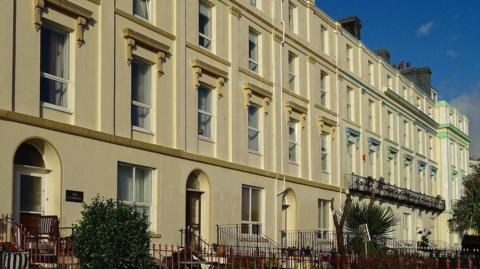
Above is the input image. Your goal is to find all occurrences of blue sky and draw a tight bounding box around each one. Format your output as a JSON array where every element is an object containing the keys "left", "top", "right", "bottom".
[{"left": 315, "top": 0, "right": 480, "bottom": 156}]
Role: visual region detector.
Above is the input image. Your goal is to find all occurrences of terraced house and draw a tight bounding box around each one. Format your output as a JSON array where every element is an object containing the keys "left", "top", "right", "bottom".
[{"left": 0, "top": 0, "right": 469, "bottom": 251}]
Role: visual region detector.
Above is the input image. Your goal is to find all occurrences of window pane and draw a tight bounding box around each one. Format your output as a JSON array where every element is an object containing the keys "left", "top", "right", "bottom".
[
  {"left": 251, "top": 188, "right": 261, "bottom": 222},
  {"left": 135, "top": 167, "right": 151, "bottom": 204},
  {"left": 198, "top": 113, "right": 212, "bottom": 137},
  {"left": 118, "top": 165, "right": 134, "bottom": 202},
  {"left": 199, "top": 2, "right": 211, "bottom": 37},
  {"left": 131, "top": 61, "right": 151, "bottom": 105},
  {"left": 20, "top": 175, "right": 42, "bottom": 213},
  {"left": 288, "top": 121, "right": 296, "bottom": 141},
  {"left": 198, "top": 85, "right": 211, "bottom": 112},
  {"left": 132, "top": 105, "right": 150, "bottom": 129},
  {"left": 249, "top": 31, "right": 257, "bottom": 61},
  {"left": 248, "top": 105, "right": 259, "bottom": 128},
  {"left": 40, "top": 77, "right": 68, "bottom": 107},
  {"left": 248, "top": 129, "right": 259, "bottom": 151},
  {"left": 241, "top": 187, "right": 250, "bottom": 221},
  {"left": 41, "top": 27, "right": 68, "bottom": 79},
  {"left": 289, "top": 142, "right": 296, "bottom": 161},
  {"left": 133, "top": 0, "right": 149, "bottom": 19}
]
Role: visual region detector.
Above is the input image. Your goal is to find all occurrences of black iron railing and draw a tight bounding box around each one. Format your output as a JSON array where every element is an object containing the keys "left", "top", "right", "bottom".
[
  {"left": 216, "top": 224, "right": 279, "bottom": 254},
  {"left": 345, "top": 174, "right": 446, "bottom": 212}
]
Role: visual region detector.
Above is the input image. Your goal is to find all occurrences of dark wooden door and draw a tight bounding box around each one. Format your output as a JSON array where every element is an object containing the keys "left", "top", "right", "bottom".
[{"left": 185, "top": 191, "right": 202, "bottom": 248}]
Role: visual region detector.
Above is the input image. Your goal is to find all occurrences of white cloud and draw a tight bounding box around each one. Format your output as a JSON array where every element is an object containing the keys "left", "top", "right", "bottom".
[
  {"left": 450, "top": 86, "right": 480, "bottom": 158},
  {"left": 446, "top": 50, "right": 458, "bottom": 59},
  {"left": 417, "top": 21, "right": 434, "bottom": 36}
]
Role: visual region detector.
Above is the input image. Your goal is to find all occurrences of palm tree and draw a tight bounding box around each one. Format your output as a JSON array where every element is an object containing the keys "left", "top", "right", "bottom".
[
  {"left": 450, "top": 164, "right": 480, "bottom": 235},
  {"left": 345, "top": 201, "right": 399, "bottom": 255}
]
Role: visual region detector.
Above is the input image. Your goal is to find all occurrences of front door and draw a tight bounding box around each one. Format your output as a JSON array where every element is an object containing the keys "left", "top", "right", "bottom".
[
  {"left": 185, "top": 191, "right": 202, "bottom": 248},
  {"left": 13, "top": 168, "right": 46, "bottom": 226}
]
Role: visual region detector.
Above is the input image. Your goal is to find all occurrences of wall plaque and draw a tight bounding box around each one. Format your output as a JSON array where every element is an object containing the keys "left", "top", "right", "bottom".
[{"left": 66, "top": 190, "right": 84, "bottom": 203}]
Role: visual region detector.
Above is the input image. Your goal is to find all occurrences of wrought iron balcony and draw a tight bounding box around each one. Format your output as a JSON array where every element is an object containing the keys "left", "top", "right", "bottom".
[{"left": 345, "top": 173, "right": 446, "bottom": 212}]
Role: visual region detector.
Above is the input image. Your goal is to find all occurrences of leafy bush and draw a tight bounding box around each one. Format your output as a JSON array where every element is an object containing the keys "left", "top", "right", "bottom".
[{"left": 73, "top": 196, "right": 154, "bottom": 269}]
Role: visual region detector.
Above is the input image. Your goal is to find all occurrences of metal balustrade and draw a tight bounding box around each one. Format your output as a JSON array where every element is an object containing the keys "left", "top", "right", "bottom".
[{"left": 345, "top": 173, "right": 446, "bottom": 212}]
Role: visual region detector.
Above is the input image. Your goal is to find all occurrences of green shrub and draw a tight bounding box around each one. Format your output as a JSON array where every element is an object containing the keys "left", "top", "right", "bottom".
[{"left": 73, "top": 196, "right": 154, "bottom": 269}]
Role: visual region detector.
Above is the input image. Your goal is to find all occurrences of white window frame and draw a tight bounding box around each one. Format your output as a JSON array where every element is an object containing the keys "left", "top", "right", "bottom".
[
  {"left": 248, "top": 28, "right": 259, "bottom": 73},
  {"left": 387, "top": 75, "right": 392, "bottom": 90},
  {"left": 197, "top": 84, "right": 213, "bottom": 139},
  {"left": 368, "top": 61, "right": 374, "bottom": 85},
  {"left": 248, "top": 104, "right": 261, "bottom": 153},
  {"left": 288, "top": 2, "right": 297, "bottom": 34},
  {"left": 320, "top": 133, "right": 329, "bottom": 172},
  {"left": 346, "top": 44, "right": 353, "bottom": 71},
  {"left": 288, "top": 119, "right": 299, "bottom": 163},
  {"left": 346, "top": 87, "right": 354, "bottom": 121},
  {"left": 288, "top": 52, "right": 297, "bottom": 91},
  {"left": 403, "top": 213, "right": 411, "bottom": 241},
  {"left": 241, "top": 185, "right": 263, "bottom": 235},
  {"left": 368, "top": 100, "right": 375, "bottom": 131},
  {"left": 321, "top": 25, "right": 329, "bottom": 55},
  {"left": 40, "top": 25, "right": 70, "bottom": 109},
  {"left": 133, "top": 0, "right": 152, "bottom": 21},
  {"left": 131, "top": 59, "right": 152, "bottom": 131},
  {"left": 387, "top": 111, "right": 394, "bottom": 139},
  {"left": 250, "top": 0, "right": 260, "bottom": 8},
  {"left": 117, "top": 163, "right": 152, "bottom": 217},
  {"left": 199, "top": 0, "right": 213, "bottom": 50}
]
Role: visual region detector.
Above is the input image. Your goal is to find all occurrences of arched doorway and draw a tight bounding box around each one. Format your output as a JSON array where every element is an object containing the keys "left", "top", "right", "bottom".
[
  {"left": 12, "top": 139, "right": 61, "bottom": 226},
  {"left": 281, "top": 189, "right": 296, "bottom": 246},
  {"left": 185, "top": 170, "right": 210, "bottom": 247}
]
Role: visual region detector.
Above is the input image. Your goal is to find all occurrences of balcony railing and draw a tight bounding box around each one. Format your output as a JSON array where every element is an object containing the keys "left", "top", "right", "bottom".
[{"left": 345, "top": 174, "right": 446, "bottom": 212}]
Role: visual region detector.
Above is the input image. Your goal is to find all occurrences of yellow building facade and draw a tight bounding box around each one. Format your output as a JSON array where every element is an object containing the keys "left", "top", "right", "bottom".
[{"left": 0, "top": 0, "right": 469, "bottom": 248}]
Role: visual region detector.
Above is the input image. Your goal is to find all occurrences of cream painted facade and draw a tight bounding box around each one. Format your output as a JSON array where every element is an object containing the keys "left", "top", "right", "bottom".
[{"left": 0, "top": 0, "right": 469, "bottom": 248}]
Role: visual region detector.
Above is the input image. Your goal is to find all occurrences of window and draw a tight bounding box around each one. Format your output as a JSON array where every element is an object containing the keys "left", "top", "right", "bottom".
[
  {"left": 318, "top": 199, "right": 330, "bottom": 234},
  {"left": 459, "top": 148, "right": 464, "bottom": 168},
  {"left": 347, "top": 142, "right": 355, "bottom": 174},
  {"left": 248, "top": 104, "right": 260, "bottom": 152},
  {"left": 387, "top": 75, "right": 392, "bottom": 90},
  {"left": 403, "top": 162, "right": 411, "bottom": 188},
  {"left": 241, "top": 186, "right": 262, "bottom": 234},
  {"left": 199, "top": 1, "right": 212, "bottom": 50},
  {"left": 40, "top": 26, "right": 70, "bottom": 108},
  {"left": 450, "top": 142, "right": 455, "bottom": 166},
  {"left": 368, "top": 61, "right": 374, "bottom": 85},
  {"left": 250, "top": 0, "right": 257, "bottom": 7},
  {"left": 416, "top": 97, "right": 421, "bottom": 109},
  {"left": 198, "top": 84, "right": 213, "bottom": 138},
  {"left": 368, "top": 100, "right": 375, "bottom": 131},
  {"left": 117, "top": 163, "right": 152, "bottom": 217},
  {"left": 346, "top": 87, "right": 354, "bottom": 121},
  {"left": 288, "top": 2, "right": 297, "bottom": 34},
  {"left": 133, "top": 0, "right": 151, "bottom": 20},
  {"left": 387, "top": 111, "right": 394, "bottom": 139},
  {"left": 402, "top": 87, "right": 408, "bottom": 99},
  {"left": 368, "top": 150, "right": 377, "bottom": 178},
  {"left": 429, "top": 135, "right": 434, "bottom": 158},
  {"left": 320, "top": 71, "right": 329, "bottom": 107},
  {"left": 248, "top": 29, "right": 259, "bottom": 73},
  {"left": 320, "top": 133, "right": 329, "bottom": 172},
  {"left": 288, "top": 52, "right": 297, "bottom": 91},
  {"left": 459, "top": 119, "right": 463, "bottom": 131},
  {"left": 403, "top": 213, "right": 411, "bottom": 240},
  {"left": 449, "top": 112, "right": 454, "bottom": 124},
  {"left": 417, "top": 129, "right": 423, "bottom": 154},
  {"left": 321, "top": 25, "right": 329, "bottom": 55},
  {"left": 346, "top": 44, "right": 353, "bottom": 71},
  {"left": 131, "top": 59, "right": 152, "bottom": 130},
  {"left": 288, "top": 119, "right": 299, "bottom": 163},
  {"left": 387, "top": 155, "right": 396, "bottom": 184},
  {"left": 404, "top": 121, "right": 410, "bottom": 147}
]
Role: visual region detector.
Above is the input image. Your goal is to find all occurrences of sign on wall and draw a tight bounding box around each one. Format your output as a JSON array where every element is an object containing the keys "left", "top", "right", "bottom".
[{"left": 66, "top": 190, "right": 84, "bottom": 203}]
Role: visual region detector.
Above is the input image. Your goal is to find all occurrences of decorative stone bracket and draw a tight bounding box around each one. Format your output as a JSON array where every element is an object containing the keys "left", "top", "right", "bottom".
[
  {"left": 285, "top": 101, "right": 308, "bottom": 128},
  {"left": 318, "top": 116, "right": 337, "bottom": 138},
  {"left": 191, "top": 59, "right": 228, "bottom": 99},
  {"left": 123, "top": 28, "right": 170, "bottom": 78},
  {"left": 34, "top": 0, "right": 93, "bottom": 47},
  {"left": 243, "top": 82, "right": 272, "bottom": 115}
]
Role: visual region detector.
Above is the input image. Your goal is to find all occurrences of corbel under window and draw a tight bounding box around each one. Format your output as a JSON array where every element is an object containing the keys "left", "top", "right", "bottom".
[
  {"left": 318, "top": 116, "right": 337, "bottom": 139},
  {"left": 34, "top": 0, "right": 93, "bottom": 47},
  {"left": 123, "top": 28, "right": 170, "bottom": 77},
  {"left": 192, "top": 59, "right": 228, "bottom": 98},
  {"left": 243, "top": 82, "right": 272, "bottom": 114}
]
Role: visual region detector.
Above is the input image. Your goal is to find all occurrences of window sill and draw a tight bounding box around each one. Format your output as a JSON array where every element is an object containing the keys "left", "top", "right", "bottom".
[
  {"left": 41, "top": 102, "right": 73, "bottom": 115},
  {"left": 132, "top": 126, "right": 154, "bottom": 135},
  {"left": 321, "top": 170, "right": 330, "bottom": 175},
  {"left": 198, "top": 135, "right": 214, "bottom": 143},
  {"left": 133, "top": 14, "right": 152, "bottom": 23},
  {"left": 289, "top": 160, "right": 299, "bottom": 166},
  {"left": 248, "top": 149, "right": 262, "bottom": 156}
]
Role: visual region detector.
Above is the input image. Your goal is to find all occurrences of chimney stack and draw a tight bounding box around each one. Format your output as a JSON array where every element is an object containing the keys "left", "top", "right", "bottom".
[
  {"left": 400, "top": 66, "right": 432, "bottom": 97},
  {"left": 338, "top": 16, "right": 362, "bottom": 40},
  {"left": 374, "top": 49, "right": 391, "bottom": 63}
]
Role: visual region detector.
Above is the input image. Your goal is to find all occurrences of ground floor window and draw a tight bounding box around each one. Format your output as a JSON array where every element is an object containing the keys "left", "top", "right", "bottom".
[
  {"left": 117, "top": 163, "right": 152, "bottom": 218},
  {"left": 318, "top": 199, "right": 330, "bottom": 236},
  {"left": 241, "top": 185, "right": 262, "bottom": 234}
]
